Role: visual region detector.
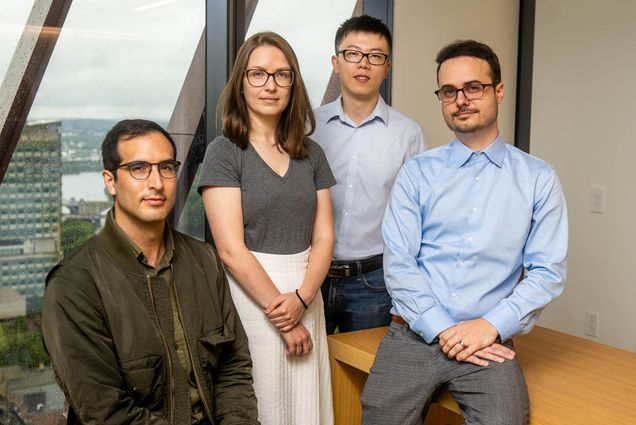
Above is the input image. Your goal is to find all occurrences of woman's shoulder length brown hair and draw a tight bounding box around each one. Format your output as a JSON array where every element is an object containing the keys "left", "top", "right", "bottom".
[{"left": 219, "top": 31, "right": 315, "bottom": 159}]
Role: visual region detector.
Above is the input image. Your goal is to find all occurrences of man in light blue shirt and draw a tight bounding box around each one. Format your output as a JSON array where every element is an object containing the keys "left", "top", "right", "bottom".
[
  {"left": 312, "top": 15, "right": 428, "bottom": 334},
  {"left": 361, "top": 40, "right": 567, "bottom": 425}
]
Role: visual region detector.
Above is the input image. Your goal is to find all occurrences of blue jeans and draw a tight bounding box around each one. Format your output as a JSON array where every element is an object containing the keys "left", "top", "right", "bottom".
[{"left": 321, "top": 267, "right": 392, "bottom": 334}]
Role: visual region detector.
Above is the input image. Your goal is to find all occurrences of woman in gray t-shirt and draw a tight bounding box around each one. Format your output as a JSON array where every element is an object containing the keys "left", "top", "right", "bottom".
[{"left": 199, "top": 32, "right": 335, "bottom": 425}]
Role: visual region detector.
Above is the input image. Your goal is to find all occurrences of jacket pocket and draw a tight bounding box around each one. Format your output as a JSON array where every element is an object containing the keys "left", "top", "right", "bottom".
[
  {"left": 198, "top": 325, "right": 235, "bottom": 372},
  {"left": 119, "top": 354, "right": 164, "bottom": 408},
  {"left": 197, "top": 325, "right": 236, "bottom": 402}
]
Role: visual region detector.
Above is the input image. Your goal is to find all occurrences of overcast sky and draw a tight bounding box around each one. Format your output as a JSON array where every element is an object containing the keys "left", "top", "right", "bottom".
[{"left": 0, "top": 0, "right": 355, "bottom": 122}]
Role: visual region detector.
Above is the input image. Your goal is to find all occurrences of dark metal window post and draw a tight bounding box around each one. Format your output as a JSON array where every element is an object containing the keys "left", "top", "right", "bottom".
[{"left": 364, "top": 0, "right": 393, "bottom": 104}]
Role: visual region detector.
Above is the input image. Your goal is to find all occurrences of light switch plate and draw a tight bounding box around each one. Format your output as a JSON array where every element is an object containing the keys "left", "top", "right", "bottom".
[{"left": 590, "top": 186, "right": 605, "bottom": 214}]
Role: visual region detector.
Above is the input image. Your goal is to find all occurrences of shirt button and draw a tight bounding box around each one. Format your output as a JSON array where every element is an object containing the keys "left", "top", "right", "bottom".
[
  {"left": 451, "top": 292, "right": 457, "bottom": 297},
  {"left": 352, "top": 155, "right": 357, "bottom": 160},
  {"left": 344, "top": 211, "right": 349, "bottom": 216},
  {"left": 458, "top": 261, "right": 465, "bottom": 267},
  {"left": 348, "top": 184, "right": 353, "bottom": 188},
  {"left": 475, "top": 176, "right": 480, "bottom": 182},
  {"left": 472, "top": 207, "right": 478, "bottom": 213},
  {"left": 467, "top": 236, "right": 473, "bottom": 242}
]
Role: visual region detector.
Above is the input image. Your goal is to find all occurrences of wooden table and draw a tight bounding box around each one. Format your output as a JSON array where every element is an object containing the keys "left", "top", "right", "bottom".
[{"left": 328, "top": 326, "right": 636, "bottom": 424}]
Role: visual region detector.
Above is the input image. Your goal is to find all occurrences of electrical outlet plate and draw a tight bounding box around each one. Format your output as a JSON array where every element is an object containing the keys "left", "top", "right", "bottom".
[{"left": 584, "top": 311, "right": 599, "bottom": 337}]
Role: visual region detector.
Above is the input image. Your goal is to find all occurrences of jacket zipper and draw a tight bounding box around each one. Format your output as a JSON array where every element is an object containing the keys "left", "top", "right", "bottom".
[
  {"left": 146, "top": 275, "right": 176, "bottom": 424},
  {"left": 170, "top": 265, "right": 215, "bottom": 423}
]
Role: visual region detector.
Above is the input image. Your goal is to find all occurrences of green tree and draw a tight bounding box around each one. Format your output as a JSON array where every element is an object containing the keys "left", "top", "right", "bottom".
[
  {"left": 14, "top": 316, "right": 28, "bottom": 334},
  {"left": 0, "top": 316, "right": 51, "bottom": 368},
  {"left": 25, "top": 331, "right": 50, "bottom": 368},
  {"left": 0, "top": 324, "right": 8, "bottom": 352},
  {"left": 62, "top": 218, "right": 97, "bottom": 257},
  {"left": 177, "top": 173, "right": 205, "bottom": 240}
]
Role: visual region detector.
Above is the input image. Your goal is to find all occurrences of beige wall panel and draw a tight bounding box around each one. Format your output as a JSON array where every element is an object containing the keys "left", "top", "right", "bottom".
[
  {"left": 392, "top": 0, "right": 519, "bottom": 148},
  {"left": 531, "top": 0, "right": 636, "bottom": 351}
]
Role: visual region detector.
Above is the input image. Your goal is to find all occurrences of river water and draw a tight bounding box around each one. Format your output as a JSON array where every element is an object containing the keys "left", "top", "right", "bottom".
[{"left": 62, "top": 171, "right": 109, "bottom": 202}]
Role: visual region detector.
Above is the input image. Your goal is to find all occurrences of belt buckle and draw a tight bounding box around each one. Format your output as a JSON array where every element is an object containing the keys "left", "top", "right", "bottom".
[{"left": 329, "top": 263, "right": 352, "bottom": 278}]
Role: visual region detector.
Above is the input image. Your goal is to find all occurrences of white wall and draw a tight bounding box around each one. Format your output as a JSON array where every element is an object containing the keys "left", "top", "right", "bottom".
[
  {"left": 530, "top": 0, "right": 636, "bottom": 351},
  {"left": 392, "top": 0, "right": 519, "bottom": 148}
]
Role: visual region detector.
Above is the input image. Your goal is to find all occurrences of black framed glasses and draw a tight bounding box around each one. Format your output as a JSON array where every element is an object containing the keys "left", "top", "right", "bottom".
[
  {"left": 337, "top": 49, "right": 390, "bottom": 65},
  {"left": 113, "top": 160, "right": 181, "bottom": 180},
  {"left": 245, "top": 69, "right": 294, "bottom": 87},
  {"left": 434, "top": 82, "right": 500, "bottom": 103}
]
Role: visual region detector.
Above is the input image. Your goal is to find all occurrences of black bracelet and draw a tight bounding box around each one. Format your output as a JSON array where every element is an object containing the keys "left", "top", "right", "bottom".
[{"left": 295, "top": 289, "right": 308, "bottom": 309}]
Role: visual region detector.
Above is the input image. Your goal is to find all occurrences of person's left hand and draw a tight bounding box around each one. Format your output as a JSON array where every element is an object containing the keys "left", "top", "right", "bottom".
[
  {"left": 280, "top": 323, "right": 313, "bottom": 356},
  {"left": 265, "top": 292, "right": 305, "bottom": 332},
  {"left": 438, "top": 318, "right": 500, "bottom": 361}
]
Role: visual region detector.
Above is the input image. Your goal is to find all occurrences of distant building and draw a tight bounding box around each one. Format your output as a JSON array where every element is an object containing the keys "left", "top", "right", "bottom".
[
  {"left": 62, "top": 198, "right": 112, "bottom": 228},
  {"left": 0, "top": 365, "right": 65, "bottom": 421},
  {"left": 0, "top": 393, "right": 29, "bottom": 425},
  {"left": 0, "top": 288, "right": 27, "bottom": 320},
  {"left": 0, "top": 122, "right": 62, "bottom": 301}
]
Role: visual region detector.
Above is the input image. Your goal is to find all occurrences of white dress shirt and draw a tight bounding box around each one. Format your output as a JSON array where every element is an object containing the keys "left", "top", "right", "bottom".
[{"left": 313, "top": 96, "right": 428, "bottom": 260}]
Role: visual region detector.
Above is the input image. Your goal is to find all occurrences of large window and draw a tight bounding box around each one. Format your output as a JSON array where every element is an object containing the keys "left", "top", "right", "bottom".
[
  {"left": 0, "top": 1, "right": 203, "bottom": 421},
  {"left": 0, "top": 1, "right": 389, "bottom": 421}
]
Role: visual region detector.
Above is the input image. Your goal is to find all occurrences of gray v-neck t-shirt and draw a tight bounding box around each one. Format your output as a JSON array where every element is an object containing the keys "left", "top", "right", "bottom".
[{"left": 198, "top": 135, "right": 336, "bottom": 255}]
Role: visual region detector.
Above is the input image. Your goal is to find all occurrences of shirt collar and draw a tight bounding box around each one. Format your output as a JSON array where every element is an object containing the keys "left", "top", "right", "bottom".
[
  {"left": 97, "top": 208, "right": 174, "bottom": 274},
  {"left": 449, "top": 136, "right": 506, "bottom": 168},
  {"left": 483, "top": 137, "right": 506, "bottom": 167},
  {"left": 325, "top": 95, "right": 389, "bottom": 127}
]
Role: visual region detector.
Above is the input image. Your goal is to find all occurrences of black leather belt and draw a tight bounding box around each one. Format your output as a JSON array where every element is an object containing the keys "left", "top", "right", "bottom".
[{"left": 327, "top": 254, "right": 383, "bottom": 278}]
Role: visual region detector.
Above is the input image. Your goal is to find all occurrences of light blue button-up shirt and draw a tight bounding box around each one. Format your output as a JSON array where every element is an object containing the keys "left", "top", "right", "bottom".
[
  {"left": 383, "top": 137, "right": 568, "bottom": 342},
  {"left": 313, "top": 96, "right": 428, "bottom": 260}
]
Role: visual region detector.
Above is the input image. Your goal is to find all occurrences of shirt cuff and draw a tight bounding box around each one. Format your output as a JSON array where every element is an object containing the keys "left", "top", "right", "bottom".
[
  {"left": 410, "top": 305, "right": 456, "bottom": 343},
  {"left": 482, "top": 302, "right": 522, "bottom": 342}
]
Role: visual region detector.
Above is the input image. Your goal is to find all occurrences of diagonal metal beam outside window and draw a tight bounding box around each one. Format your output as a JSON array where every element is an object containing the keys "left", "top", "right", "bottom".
[
  {"left": 168, "top": 28, "right": 206, "bottom": 226},
  {"left": 0, "top": 0, "right": 73, "bottom": 184},
  {"left": 320, "top": 0, "right": 393, "bottom": 106},
  {"left": 169, "top": 0, "right": 259, "bottom": 228}
]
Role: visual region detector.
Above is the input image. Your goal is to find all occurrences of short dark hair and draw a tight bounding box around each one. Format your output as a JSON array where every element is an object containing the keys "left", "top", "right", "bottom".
[
  {"left": 335, "top": 15, "right": 392, "bottom": 53},
  {"left": 102, "top": 119, "right": 176, "bottom": 178},
  {"left": 435, "top": 40, "right": 501, "bottom": 83}
]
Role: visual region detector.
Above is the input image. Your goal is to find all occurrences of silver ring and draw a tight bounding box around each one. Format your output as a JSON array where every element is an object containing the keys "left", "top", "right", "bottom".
[{"left": 458, "top": 340, "right": 466, "bottom": 348}]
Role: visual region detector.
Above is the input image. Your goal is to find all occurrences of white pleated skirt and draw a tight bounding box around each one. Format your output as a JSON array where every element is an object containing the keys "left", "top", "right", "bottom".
[{"left": 227, "top": 247, "right": 334, "bottom": 425}]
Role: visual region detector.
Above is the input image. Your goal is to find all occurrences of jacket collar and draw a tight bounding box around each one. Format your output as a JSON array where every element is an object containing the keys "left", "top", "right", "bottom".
[{"left": 97, "top": 208, "right": 175, "bottom": 274}]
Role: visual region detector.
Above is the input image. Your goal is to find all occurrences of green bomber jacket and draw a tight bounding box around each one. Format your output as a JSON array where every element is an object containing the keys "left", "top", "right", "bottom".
[{"left": 42, "top": 212, "right": 259, "bottom": 425}]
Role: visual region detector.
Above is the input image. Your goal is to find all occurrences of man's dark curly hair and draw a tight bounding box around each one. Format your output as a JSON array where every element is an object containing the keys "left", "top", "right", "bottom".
[{"left": 435, "top": 39, "right": 501, "bottom": 83}]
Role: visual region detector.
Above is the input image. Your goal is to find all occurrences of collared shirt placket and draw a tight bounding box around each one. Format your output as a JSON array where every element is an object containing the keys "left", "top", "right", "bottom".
[
  {"left": 452, "top": 153, "right": 490, "bottom": 307},
  {"left": 335, "top": 125, "right": 362, "bottom": 259}
]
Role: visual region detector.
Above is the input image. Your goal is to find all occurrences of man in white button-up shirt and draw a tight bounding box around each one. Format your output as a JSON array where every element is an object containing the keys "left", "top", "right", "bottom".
[{"left": 312, "top": 15, "right": 428, "bottom": 334}]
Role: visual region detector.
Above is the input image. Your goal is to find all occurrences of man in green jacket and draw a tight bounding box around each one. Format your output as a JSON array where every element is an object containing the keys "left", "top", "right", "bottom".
[{"left": 42, "top": 119, "right": 259, "bottom": 425}]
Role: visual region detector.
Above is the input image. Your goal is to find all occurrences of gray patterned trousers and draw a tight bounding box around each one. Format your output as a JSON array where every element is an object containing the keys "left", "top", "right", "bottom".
[{"left": 361, "top": 321, "right": 529, "bottom": 425}]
